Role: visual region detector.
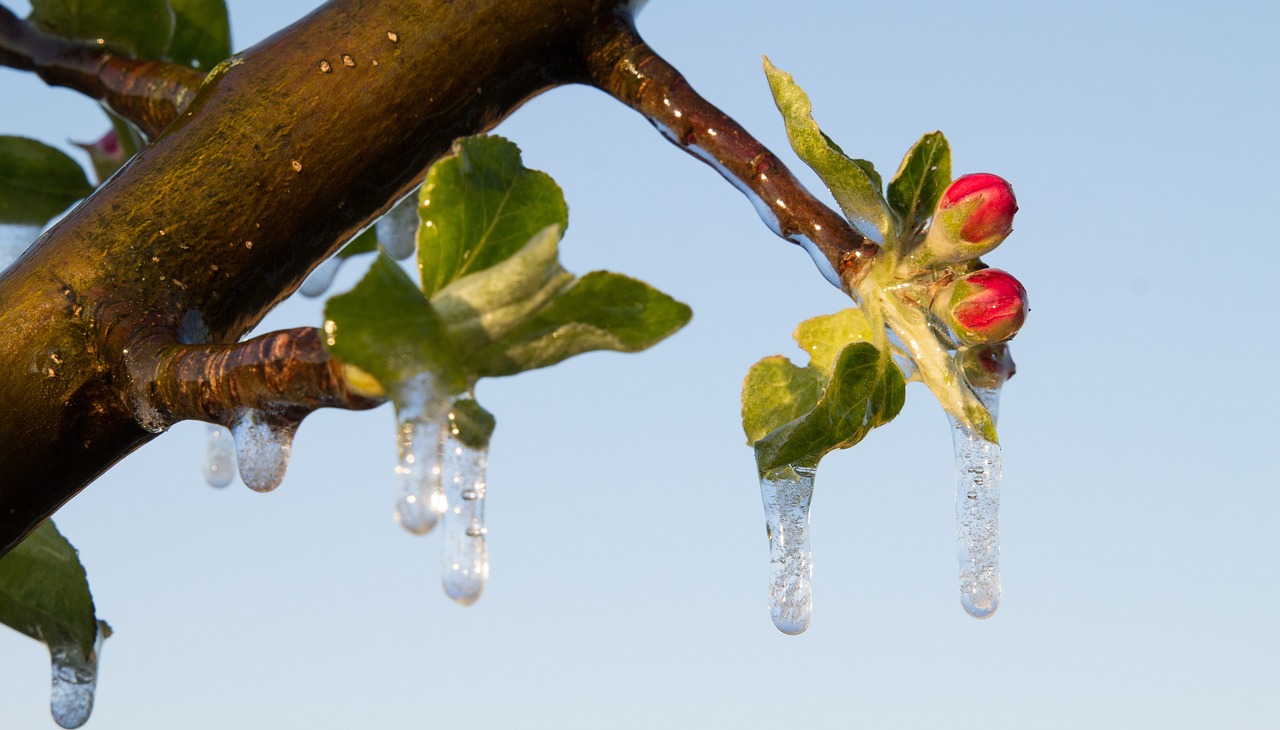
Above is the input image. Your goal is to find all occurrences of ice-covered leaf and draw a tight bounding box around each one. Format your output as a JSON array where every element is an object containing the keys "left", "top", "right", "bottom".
[
  {"left": 418, "top": 135, "right": 568, "bottom": 296},
  {"left": 763, "top": 58, "right": 894, "bottom": 243},
  {"left": 323, "top": 255, "right": 465, "bottom": 396},
  {"left": 793, "top": 308, "right": 875, "bottom": 376},
  {"left": 464, "top": 270, "right": 691, "bottom": 378},
  {"left": 30, "top": 0, "right": 175, "bottom": 60},
  {"left": 741, "top": 356, "right": 824, "bottom": 445},
  {"left": 448, "top": 396, "right": 496, "bottom": 450},
  {"left": 0, "top": 522, "right": 106, "bottom": 659},
  {"left": 888, "top": 132, "right": 951, "bottom": 237},
  {"left": 0, "top": 136, "right": 93, "bottom": 225},
  {"left": 752, "top": 343, "right": 905, "bottom": 474},
  {"left": 167, "top": 0, "right": 230, "bottom": 70}
]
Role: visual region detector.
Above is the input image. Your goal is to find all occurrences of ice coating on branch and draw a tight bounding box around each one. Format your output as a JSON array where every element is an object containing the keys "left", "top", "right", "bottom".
[
  {"left": 440, "top": 415, "right": 490, "bottom": 605},
  {"left": 0, "top": 223, "right": 40, "bottom": 271},
  {"left": 950, "top": 387, "right": 1002, "bottom": 619},
  {"left": 202, "top": 424, "right": 236, "bottom": 488},
  {"left": 48, "top": 624, "right": 106, "bottom": 729},
  {"left": 298, "top": 257, "right": 342, "bottom": 297},
  {"left": 229, "top": 410, "right": 297, "bottom": 492},
  {"left": 760, "top": 464, "right": 816, "bottom": 634},
  {"left": 376, "top": 195, "right": 419, "bottom": 260},
  {"left": 393, "top": 373, "right": 449, "bottom": 534}
]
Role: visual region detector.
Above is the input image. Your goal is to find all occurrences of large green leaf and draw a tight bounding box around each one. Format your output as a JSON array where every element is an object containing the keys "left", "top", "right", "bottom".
[
  {"left": 418, "top": 135, "right": 568, "bottom": 296},
  {"left": 763, "top": 58, "right": 895, "bottom": 244},
  {"left": 753, "top": 342, "right": 905, "bottom": 474},
  {"left": 888, "top": 132, "right": 951, "bottom": 238},
  {"left": 465, "top": 270, "right": 692, "bottom": 378},
  {"left": 168, "top": 0, "right": 231, "bottom": 70},
  {"left": 793, "top": 308, "right": 875, "bottom": 376},
  {"left": 0, "top": 521, "right": 106, "bottom": 659},
  {"left": 0, "top": 136, "right": 93, "bottom": 225},
  {"left": 30, "top": 0, "right": 175, "bottom": 60},
  {"left": 741, "top": 356, "right": 824, "bottom": 445},
  {"left": 323, "top": 255, "right": 465, "bottom": 396}
]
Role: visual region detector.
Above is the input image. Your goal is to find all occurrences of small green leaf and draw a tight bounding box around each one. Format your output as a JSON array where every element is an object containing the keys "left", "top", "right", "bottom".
[
  {"left": 338, "top": 226, "right": 378, "bottom": 258},
  {"left": 0, "top": 136, "right": 93, "bottom": 225},
  {"left": 168, "top": 0, "right": 231, "bottom": 70},
  {"left": 323, "top": 255, "right": 465, "bottom": 396},
  {"left": 418, "top": 135, "right": 568, "bottom": 296},
  {"left": 851, "top": 159, "right": 882, "bottom": 192},
  {"left": 793, "top": 308, "right": 875, "bottom": 376},
  {"left": 30, "top": 0, "right": 175, "bottom": 60},
  {"left": 448, "top": 397, "right": 496, "bottom": 450},
  {"left": 888, "top": 132, "right": 951, "bottom": 237},
  {"left": 741, "top": 355, "right": 824, "bottom": 445},
  {"left": 466, "top": 271, "right": 692, "bottom": 378},
  {"left": 0, "top": 521, "right": 106, "bottom": 659},
  {"left": 753, "top": 343, "right": 905, "bottom": 474},
  {"left": 763, "top": 57, "right": 894, "bottom": 243}
]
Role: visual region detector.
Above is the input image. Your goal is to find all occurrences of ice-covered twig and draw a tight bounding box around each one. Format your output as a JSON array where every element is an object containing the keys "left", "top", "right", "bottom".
[
  {"left": 0, "top": 5, "right": 203, "bottom": 138},
  {"left": 584, "top": 17, "right": 881, "bottom": 287}
]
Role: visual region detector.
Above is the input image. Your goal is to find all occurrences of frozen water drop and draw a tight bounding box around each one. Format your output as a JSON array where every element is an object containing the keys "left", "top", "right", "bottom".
[
  {"left": 1, "top": 223, "right": 41, "bottom": 271},
  {"left": 440, "top": 421, "right": 489, "bottom": 605},
  {"left": 49, "top": 622, "right": 106, "bottom": 729},
  {"left": 393, "top": 372, "right": 449, "bottom": 534},
  {"left": 951, "top": 386, "right": 1002, "bottom": 619},
  {"left": 202, "top": 424, "right": 236, "bottom": 488},
  {"left": 376, "top": 193, "right": 419, "bottom": 260},
  {"left": 230, "top": 410, "right": 297, "bottom": 492},
  {"left": 760, "top": 464, "right": 816, "bottom": 634},
  {"left": 298, "top": 256, "right": 343, "bottom": 297}
]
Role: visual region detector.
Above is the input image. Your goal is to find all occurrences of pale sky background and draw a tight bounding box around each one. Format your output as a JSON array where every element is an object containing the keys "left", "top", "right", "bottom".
[{"left": 2, "top": 1, "right": 1279, "bottom": 728}]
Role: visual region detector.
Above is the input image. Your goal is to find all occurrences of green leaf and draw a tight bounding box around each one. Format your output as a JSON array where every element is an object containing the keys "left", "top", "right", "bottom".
[
  {"left": 168, "top": 0, "right": 231, "bottom": 70},
  {"left": 448, "top": 397, "right": 496, "bottom": 450},
  {"left": 753, "top": 342, "right": 905, "bottom": 474},
  {"left": 763, "top": 57, "right": 895, "bottom": 243},
  {"left": 338, "top": 226, "right": 377, "bottom": 259},
  {"left": 30, "top": 0, "right": 175, "bottom": 60},
  {"left": 888, "top": 132, "right": 951, "bottom": 237},
  {"left": 323, "top": 255, "right": 465, "bottom": 396},
  {"left": 851, "top": 159, "right": 882, "bottom": 192},
  {"left": 741, "top": 355, "right": 824, "bottom": 445},
  {"left": 0, "top": 136, "right": 93, "bottom": 225},
  {"left": 793, "top": 308, "right": 875, "bottom": 376},
  {"left": 418, "top": 135, "right": 568, "bottom": 296},
  {"left": 0, "top": 521, "right": 106, "bottom": 658},
  {"left": 466, "top": 270, "right": 692, "bottom": 378}
]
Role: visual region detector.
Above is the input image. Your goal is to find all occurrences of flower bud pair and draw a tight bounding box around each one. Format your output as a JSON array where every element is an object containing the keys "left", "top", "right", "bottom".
[
  {"left": 920, "top": 173, "right": 1017, "bottom": 263},
  {"left": 933, "top": 268, "right": 1028, "bottom": 345}
]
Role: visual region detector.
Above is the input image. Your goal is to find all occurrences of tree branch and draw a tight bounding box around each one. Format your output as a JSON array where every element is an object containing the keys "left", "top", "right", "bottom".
[{"left": 0, "top": 5, "right": 203, "bottom": 137}]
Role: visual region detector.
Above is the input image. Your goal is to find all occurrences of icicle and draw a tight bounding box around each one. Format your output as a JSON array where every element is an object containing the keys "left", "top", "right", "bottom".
[
  {"left": 392, "top": 372, "right": 449, "bottom": 534},
  {"left": 202, "top": 424, "right": 237, "bottom": 488},
  {"left": 229, "top": 410, "right": 297, "bottom": 493},
  {"left": 760, "top": 464, "right": 816, "bottom": 635},
  {"left": 440, "top": 410, "right": 490, "bottom": 605},
  {"left": 950, "top": 386, "right": 1002, "bottom": 619},
  {"left": 376, "top": 196, "right": 418, "bottom": 260},
  {"left": 49, "top": 623, "right": 107, "bottom": 729},
  {"left": 1, "top": 223, "right": 41, "bottom": 272},
  {"left": 298, "top": 256, "right": 343, "bottom": 297}
]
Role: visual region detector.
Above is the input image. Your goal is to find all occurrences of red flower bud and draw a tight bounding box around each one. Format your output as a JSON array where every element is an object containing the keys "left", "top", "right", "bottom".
[
  {"left": 958, "top": 343, "right": 1016, "bottom": 390},
  {"left": 921, "top": 173, "right": 1017, "bottom": 263},
  {"left": 935, "top": 268, "right": 1028, "bottom": 344},
  {"left": 73, "top": 130, "right": 127, "bottom": 185}
]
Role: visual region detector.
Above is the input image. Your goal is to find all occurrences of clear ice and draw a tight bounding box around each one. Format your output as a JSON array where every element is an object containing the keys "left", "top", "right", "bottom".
[
  {"left": 298, "top": 256, "right": 342, "bottom": 297},
  {"left": 440, "top": 407, "right": 490, "bottom": 605},
  {"left": 0, "top": 223, "right": 40, "bottom": 272},
  {"left": 229, "top": 410, "right": 296, "bottom": 493},
  {"left": 202, "top": 424, "right": 237, "bottom": 488},
  {"left": 48, "top": 623, "right": 106, "bottom": 729},
  {"left": 393, "top": 373, "right": 449, "bottom": 534},
  {"left": 950, "top": 386, "right": 1002, "bottom": 619},
  {"left": 760, "top": 464, "right": 816, "bottom": 635},
  {"left": 376, "top": 195, "right": 419, "bottom": 260}
]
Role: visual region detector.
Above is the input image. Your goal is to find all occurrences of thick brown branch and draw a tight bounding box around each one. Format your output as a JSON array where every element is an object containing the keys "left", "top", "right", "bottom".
[
  {"left": 0, "top": 4, "right": 203, "bottom": 137},
  {"left": 582, "top": 16, "right": 881, "bottom": 286}
]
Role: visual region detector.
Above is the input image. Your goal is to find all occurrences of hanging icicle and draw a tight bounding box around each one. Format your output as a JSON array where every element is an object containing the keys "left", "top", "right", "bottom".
[
  {"left": 229, "top": 409, "right": 298, "bottom": 493},
  {"left": 48, "top": 623, "right": 107, "bottom": 729},
  {"left": 438, "top": 397, "right": 496, "bottom": 605},
  {"left": 759, "top": 463, "right": 816, "bottom": 635},
  {"left": 202, "top": 424, "right": 237, "bottom": 488},
  {"left": 392, "top": 373, "right": 449, "bottom": 534}
]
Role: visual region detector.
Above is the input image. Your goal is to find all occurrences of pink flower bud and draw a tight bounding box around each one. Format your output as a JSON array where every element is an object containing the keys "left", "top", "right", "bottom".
[
  {"left": 73, "top": 130, "right": 126, "bottom": 185},
  {"left": 935, "top": 268, "right": 1028, "bottom": 344},
  {"left": 958, "top": 343, "right": 1016, "bottom": 390},
  {"left": 921, "top": 173, "right": 1017, "bottom": 263}
]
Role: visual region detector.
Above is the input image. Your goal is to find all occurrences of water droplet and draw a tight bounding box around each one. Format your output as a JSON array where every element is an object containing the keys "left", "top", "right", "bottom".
[
  {"left": 49, "top": 622, "right": 107, "bottom": 728},
  {"left": 230, "top": 410, "right": 297, "bottom": 492},
  {"left": 376, "top": 193, "right": 419, "bottom": 259},
  {"left": 298, "top": 256, "right": 343, "bottom": 297},
  {"left": 950, "top": 386, "right": 1002, "bottom": 619},
  {"left": 440, "top": 414, "right": 489, "bottom": 605},
  {"left": 202, "top": 424, "right": 236, "bottom": 488},
  {"left": 393, "top": 373, "right": 449, "bottom": 534},
  {"left": 760, "top": 464, "right": 815, "bottom": 634}
]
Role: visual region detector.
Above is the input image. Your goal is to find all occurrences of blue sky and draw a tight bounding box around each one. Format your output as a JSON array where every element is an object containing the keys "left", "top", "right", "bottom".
[{"left": 2, "top": 1, "right": 1278, "bottom": 727}]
